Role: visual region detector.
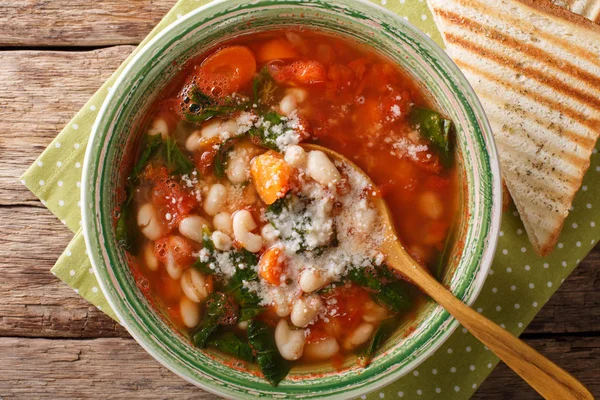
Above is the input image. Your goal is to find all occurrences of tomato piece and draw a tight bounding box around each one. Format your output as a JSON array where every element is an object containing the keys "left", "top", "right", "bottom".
[
  {"left": 258, "top": 246, "right": 286, "bottom": 286},
  {"left": 273, "top": 60, "right": 326, "bottom": 85},
  {"left": 250, "top": 151, "right": 292, "bottom": 205},
  {"left": 168, "top": 235, "right": 196, "bottom": 267},
  {"left": 257, "top": 39, "right": 299, "bottom": 63},
  {"left": 147, "top": 166, "right": 199, "bottom": 230},
  {"left": 153, "top": 235, "right": 195, "bottom": 268},
  {"left": 195, "top": 46, "right": 257, "bottom": 97}
]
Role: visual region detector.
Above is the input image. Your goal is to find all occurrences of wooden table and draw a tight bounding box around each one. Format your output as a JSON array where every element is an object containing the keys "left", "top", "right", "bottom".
[{"left": 0, "top": 1, "right": 598, "bottom": 398}]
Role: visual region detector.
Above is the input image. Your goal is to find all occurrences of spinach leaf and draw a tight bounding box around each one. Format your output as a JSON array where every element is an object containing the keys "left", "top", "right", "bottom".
[
  {"left": 248, "top": 111, "right": 286, "bottom": 151},
  {"left": 358, "top": 318, "right": 397, "bottom": 366},
  {"left": 409, "top": 107, "right": 454, "bottom": 166},
  {"left": 115, "top": 205, "right": 135, "bottom": 252},
  {"left": 223, "top": 250, "right": 265, "bottom": 321},
  {"left": 207, "top": 331, "right": 254, "bottom": 363},
  {"left": 191, "top": 292, "right": 238, "bottom": 348},
  {"left": 247, "top": 320, "right": 290, "bottom": 386},
  {"left": 192, "top": 227, "right": 216, "bottom": 275},
  {"left": 165, "top": 136, "right": 195, "bottom": 176},
  {"left": 347, "top": 266, "right": 412, "bottom": 313},
  {"left": 130, "top": 134, "right": 163, "bottom": 182},
  {"left": 184, "top": 87, "right": 250, "bottom": 125},
  {"left": 376, "top": 281, "right": 412, "bottom": 312},
  {"left": 213, "top": 138, "right": 239, "bottom": 179}
]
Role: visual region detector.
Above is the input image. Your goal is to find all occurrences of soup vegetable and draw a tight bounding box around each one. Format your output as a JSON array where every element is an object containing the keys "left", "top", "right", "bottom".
[{"left": 117, "top": 31, "right": 458, "bottom": 385}]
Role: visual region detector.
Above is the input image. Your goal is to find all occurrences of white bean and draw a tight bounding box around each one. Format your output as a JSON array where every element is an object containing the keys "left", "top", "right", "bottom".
[
  {"left": 232, "top": 210, "right": 263, "bottom": 253},
  {"left": 306, "top": 150, "right": 340, "bottom": 187},
  {"left": 299, "top": 268, "right": 329, "bottom": 293},
  {"left": 213, "top": 212, "right": 233, "bottom": 235},
  {"left": 272, "top": 290, "right": 291, "bottom": 317},
  {"left": 203, "top": 183, "right": 227, "bottom": 216},
  {"left": 143, "top": 243, "right": 159, "bottom": 271},
  {"left": 200, "top": 119, "right": 222, "bottom": 139},
  {"left": 279, "top": 93, "right": 298, "bottom": 115},
  {"left": 165, "top": 249, "right": 184, "bottom": 280},
  {"left": 288, "top": 87, "right": 308, "bottom": 103},
  {"left": 284, "top": 145, "right": 307, "bottom": 168},
  {"left": 185, "top": 130, "right": 202, "bottom": 152},
  {"left": 212, "top": 230, "right": 232, "bottom": 251},
  {"left": 181, "top": 268, "right": 211, "bottom": 303},
  {"left": 261, "top": 223, "right": 279, "bottom": 245},
  {"left": 137, "top": 203, "right": 162, "bottom": 240},
  {"left": 343, "top": 323, "right": 374, "bottom": 350},
  {"left": 237, "top": 320, "right": 248, "bottom": 330},
  {"left": 179, "top": 215, "right": 210, "bottom": 243},
  {"left": 419, "top": 191, "right": 444, "bottom": 219},
  {"left": 147, "top": 117, "right": 169, "bottom": 138},
  {"left": 226, "top": 152, "right": 251, "bottom": 183},
  {"left": 362, "top": 300, "right": 389, "bottom": 323},
  {"left": 180, "top": 297, "right": 201, "bottom": 328},
  {"left": 275, "top": 319, "right": 306, "bottom": 361},
  {"left": 219, "top": 120, "right": 239, "bottom": 138},
  {"left": 290, "top": 295, "right": 323, "bottom": 328},
  {"left": 304, "top": 337, "right": 339, "bottom": 360}
]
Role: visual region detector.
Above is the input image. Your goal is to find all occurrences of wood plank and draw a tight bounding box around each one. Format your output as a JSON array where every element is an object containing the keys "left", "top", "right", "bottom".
[
  {"left": 474, "top": 336, "right": 600, "bottom": 399},
  {"left": 0, "top": 335, "right": 596, "bottom": 399},
  {"left": 0, "top": 337, "right": 215, "bottom": 399},
  {"left": 0, "top": 47, "right": 134, "bottom": 206},
  {"left": 0, "top": 1, "right": 177, "bottom": 47},
  {"left": 0, "top": 206, "right": 127, "bottom": 338},
  {"left": 0, "top": 202, "right": 597, "bottom": 339}
]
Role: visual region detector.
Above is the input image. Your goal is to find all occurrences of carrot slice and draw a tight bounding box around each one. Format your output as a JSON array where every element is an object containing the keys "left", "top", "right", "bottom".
[
  {"left": 258, "top": 246, "right": 286, "bottom": 286},
  {"left": 196, "top": 45, "right": 257, "bottom": 96},
  {"left": 257, "top": 39, "right": 299, "bottom": 63},
  {"left": 250, "top": 150, "right": 292, "bottom": 205}
]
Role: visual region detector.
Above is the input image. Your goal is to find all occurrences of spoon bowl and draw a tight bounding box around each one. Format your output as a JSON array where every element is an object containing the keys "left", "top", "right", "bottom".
[{"left": 304, "top": 143, "right": 593, "bottom": 400}]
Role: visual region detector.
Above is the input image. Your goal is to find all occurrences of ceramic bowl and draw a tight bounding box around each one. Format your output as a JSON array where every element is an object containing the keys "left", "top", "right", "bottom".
[{"left": 83, "top": 0, "right": 502, "bottom": 398}]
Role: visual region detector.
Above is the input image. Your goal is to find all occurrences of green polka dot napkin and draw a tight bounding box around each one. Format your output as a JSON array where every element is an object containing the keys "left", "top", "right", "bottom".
[{"left": 20, "top": 0, "right": 600, "bottom": 397}]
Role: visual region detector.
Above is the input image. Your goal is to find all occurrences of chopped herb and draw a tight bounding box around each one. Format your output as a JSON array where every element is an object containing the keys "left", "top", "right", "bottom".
[
  {"left": 358, "top": 317, "right": 397, "bottom": 366},
  {"left": 207, "top": 331, "right": 254, "bottom": 363},
  {"left": 165, "top": 136, "right": 194, "bottom": 176},
  {"left": 184, "top": 86, "right": 250, "bottom": 125},
  {"left": 130, "top": 134, "right": 163, "bottom": 183},
  {"left": 213, "top": 138, "right": 239, "bottom": 179},
  {"left": 409, "top": 107, "right": 454, "bottom": 166},
  {"left": 248, "top": 111, "right": 286, "bottom": 151},
  {"left": 252, "top": 67, "right": 278, "bottom": 106},
  {"left": 247, "top": 320, "right": 290, "bottom": 386}
]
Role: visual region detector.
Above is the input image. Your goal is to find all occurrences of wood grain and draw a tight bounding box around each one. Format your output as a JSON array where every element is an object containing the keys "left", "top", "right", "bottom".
[
  {"left": 0, "top": 1, "right": 177, "bottom": 47},
  {"left": 0, "top": 336, "right": 596, "bottom": 399},
  {"left": 0, "top": 47, "right": 134, "bottom": 206}
]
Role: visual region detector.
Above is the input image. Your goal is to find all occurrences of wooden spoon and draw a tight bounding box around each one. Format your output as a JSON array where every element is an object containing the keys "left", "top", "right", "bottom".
[{"left": 303, "top": 144, "right": 593, "bottom": 400}]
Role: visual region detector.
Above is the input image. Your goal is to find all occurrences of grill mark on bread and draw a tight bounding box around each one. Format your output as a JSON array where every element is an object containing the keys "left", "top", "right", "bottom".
[
  {"left": 485, "top": 115, "right": 590, "bottom": 175},
  {"left": 448, "top": 0, "right": 600, "bottom": 67},
  {"left": 445, "top": 33, "right": 600, "bottom": 111},
  {"left": 454, "top": 59, "right": 600, "bottom": 132},
  {"left": 436, "top": 9, "right": 600, "bottom": 90},
  {"left": 478, "top": 91, "right": 598, "bottom": 153}
]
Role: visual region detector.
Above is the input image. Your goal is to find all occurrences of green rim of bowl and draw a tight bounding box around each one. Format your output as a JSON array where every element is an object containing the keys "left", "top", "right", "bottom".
[{"left": 83, "top": 0, "right": 502, "bottom": 398}]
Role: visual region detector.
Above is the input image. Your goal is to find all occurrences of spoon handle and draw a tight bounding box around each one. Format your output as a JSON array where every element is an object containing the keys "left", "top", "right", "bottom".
[{"left": 396, "top": 261, "right": 593, "bottom": 400}]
